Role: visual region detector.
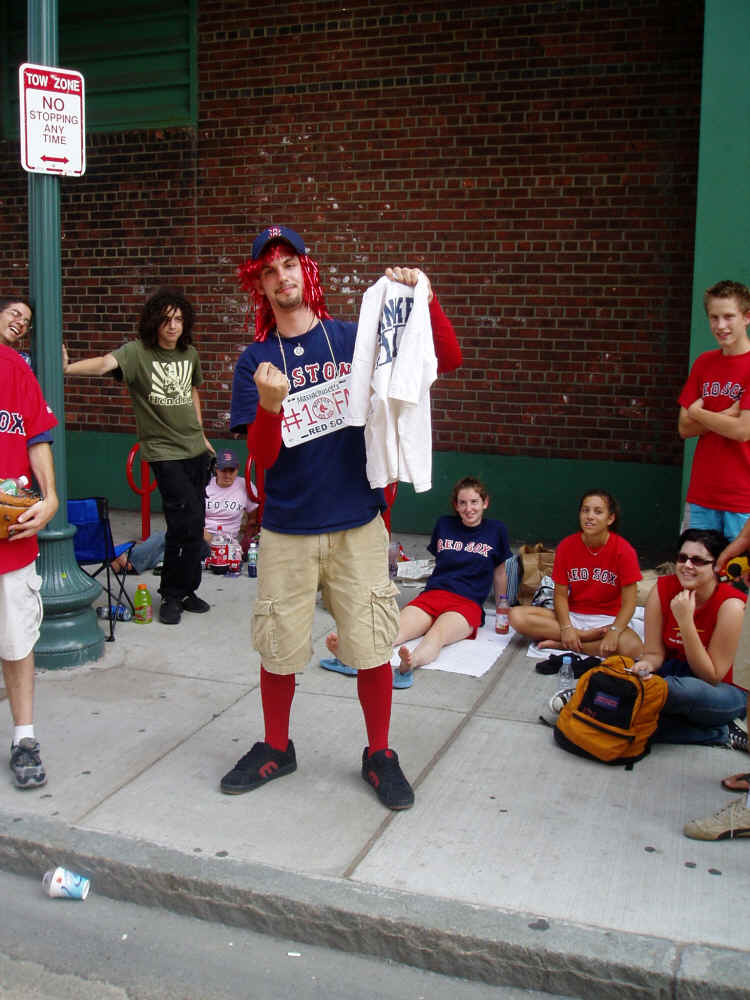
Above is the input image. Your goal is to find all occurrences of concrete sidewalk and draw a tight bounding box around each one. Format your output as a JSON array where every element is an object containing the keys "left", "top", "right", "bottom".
[{"left": 0, "top": 512, "right": 748, "bottom": 999}]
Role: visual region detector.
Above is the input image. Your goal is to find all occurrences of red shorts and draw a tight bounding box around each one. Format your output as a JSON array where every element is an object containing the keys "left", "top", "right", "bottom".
[{"left": 406, "top": 588, "right": 483, "bottom": 639}]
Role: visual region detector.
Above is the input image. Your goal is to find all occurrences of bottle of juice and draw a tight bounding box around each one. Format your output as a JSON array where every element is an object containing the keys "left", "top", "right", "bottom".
[
  {"left": 133, "top": 583, "right": 153, "bottom": 624},
  {"left": 495, "top": 594, "right": 510, "bottom": 635}
]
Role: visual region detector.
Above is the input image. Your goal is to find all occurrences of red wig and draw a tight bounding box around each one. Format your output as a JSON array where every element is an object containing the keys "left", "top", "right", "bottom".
[{"left": 237, "top": 242, "right": 331, "bottom": 342}]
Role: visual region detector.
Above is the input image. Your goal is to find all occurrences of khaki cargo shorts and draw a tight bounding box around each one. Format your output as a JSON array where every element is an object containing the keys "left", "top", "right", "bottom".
[
  {"left": 0, "top": 562, "right": 43, "bottom": 662},
  {"left": 252, "top": 514, "right": 400, "bottom": 675}
]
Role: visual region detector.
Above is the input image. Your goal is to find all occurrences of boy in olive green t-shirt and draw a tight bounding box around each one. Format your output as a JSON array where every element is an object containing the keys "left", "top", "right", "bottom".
[{"left": 63, "top": 288, "right": 213, "bottom": 625}]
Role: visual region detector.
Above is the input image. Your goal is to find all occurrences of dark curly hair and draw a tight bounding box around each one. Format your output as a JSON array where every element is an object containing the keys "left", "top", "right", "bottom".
[{"left": 138, "top": 287, "right": 194, "bottom": 350}]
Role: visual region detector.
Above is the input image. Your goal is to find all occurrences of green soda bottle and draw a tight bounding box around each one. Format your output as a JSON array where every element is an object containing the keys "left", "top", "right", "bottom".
[{"left": 133, "top": 583, "right": 153, "bottom": 624}]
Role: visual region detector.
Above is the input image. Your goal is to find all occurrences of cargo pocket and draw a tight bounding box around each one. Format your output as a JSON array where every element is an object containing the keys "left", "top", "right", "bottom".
[
  {"left": 252, "top": 599, "right": 278, "bottom": 660},
  {"left": 370, "top": 582, "right": 400, "bottom": 653}
]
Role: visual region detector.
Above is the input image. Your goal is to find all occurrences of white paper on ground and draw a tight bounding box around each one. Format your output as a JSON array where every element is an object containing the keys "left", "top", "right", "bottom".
[
  {"left": 390, "top": 614, "right": 513, "bottom": 677},
  {"left": 396, "top": 559, "right": 435, "bottom": 580}
]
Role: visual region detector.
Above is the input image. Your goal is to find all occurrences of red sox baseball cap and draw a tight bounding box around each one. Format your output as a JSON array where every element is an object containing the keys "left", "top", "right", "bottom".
[
  {"left": 216, "top": 449, "right": 239, "bottom": 470},
  {"left": 251, "top": 225, "right": 306, "bottom": 260}
]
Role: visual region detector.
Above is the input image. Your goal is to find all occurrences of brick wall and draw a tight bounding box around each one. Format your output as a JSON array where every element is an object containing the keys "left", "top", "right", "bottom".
[{"left": 0, "top": 0, "right": 703, "bottom": 464}]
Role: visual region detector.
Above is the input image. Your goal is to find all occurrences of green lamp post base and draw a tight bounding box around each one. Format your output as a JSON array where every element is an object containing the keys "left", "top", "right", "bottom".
[{"left": 34, "top": 524, "right": 104, "bottom": 669}]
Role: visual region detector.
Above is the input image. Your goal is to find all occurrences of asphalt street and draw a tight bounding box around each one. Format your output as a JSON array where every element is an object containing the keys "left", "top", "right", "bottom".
[{"left": 0, "top": 868, "right": 575, "bottom": 1000}]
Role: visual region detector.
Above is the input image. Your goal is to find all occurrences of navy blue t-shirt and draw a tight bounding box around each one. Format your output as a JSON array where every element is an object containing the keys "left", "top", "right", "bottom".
[
  {"left": 230, "top": 319, "right": 384, "bottom": 534},
  {"left": 424, "top": 515, "right": 512, "bottom": 616}
]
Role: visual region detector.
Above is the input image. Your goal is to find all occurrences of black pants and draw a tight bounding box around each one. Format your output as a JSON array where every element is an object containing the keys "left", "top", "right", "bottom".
[{"left": 150, "top": 452, "right": 210, "bottom": 602}]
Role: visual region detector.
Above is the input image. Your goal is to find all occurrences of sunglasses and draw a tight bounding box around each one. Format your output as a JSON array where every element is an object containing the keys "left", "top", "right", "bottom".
[{"left": 676, "top": 552, "right": 714, "bottom": 567}]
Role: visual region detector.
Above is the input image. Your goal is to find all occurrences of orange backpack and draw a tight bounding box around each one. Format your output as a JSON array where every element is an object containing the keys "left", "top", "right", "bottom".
[{"left": 554, "top": 655, "right": 668, "bottom": 766}]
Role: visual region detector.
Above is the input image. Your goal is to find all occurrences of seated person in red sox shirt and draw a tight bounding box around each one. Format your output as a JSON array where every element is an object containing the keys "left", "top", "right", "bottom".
[
  {"left": 325, "top": 476, "right": 511, "bottom": 689},
  {"left": 632, "top": 528, "right": 746, "bottom": 747},
  {"left": 509, "top": 489, "right": 644, "bottom": 659},
  {"left": 204, "top": 448, "right": 258, "bottom": 555}
]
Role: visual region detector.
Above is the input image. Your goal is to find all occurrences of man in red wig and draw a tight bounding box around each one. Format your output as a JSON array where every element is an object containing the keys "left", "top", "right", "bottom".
[{"left": 225, "top": 226, "right": 461, "bottom": 809}]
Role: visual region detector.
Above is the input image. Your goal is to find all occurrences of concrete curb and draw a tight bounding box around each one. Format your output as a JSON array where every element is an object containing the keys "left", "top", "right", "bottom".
[{"left": 1, "top": 810, "right": 747, "bottom": 1000}]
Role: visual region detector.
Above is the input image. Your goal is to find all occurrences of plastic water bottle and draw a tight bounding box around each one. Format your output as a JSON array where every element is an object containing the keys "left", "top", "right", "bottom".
[
  {"left": 133, "top": 583, "right": 153, "bottom": 624},
  {"left": 558, "top": 653, "right": 575, "bottom": 689},
  {"left": 96, "top": 604, "right": 132, "bottom": 622},
  {"left": 495, "top": 594, "right": 510, "bottom": 635},
  {"left": 227, "top": 539, "right": 242, "bottom": 576},
  {"left": 388, "top": 541, "right": 399, "bottom": 579},
  {"left": 0, "top": 475, "right": 30, "bottom": 496},
  {"left": 247, "top": 539, "right": 258, "bottom": 578},
  {"left": 208, "top": 525, "right": 230, "bottom": 573}
]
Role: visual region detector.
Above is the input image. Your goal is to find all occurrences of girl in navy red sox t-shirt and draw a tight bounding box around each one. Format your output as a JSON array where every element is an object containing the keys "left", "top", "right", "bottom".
[
  {"left": 327, "top": 476, "right": 511, "bottom": 688},
  {"left": 509, "top": 489, "right": 644, "bottom": 659}
]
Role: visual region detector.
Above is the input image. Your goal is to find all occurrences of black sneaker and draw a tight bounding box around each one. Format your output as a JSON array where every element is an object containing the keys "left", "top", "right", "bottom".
[
  {"left": 10, "top": 738, "right": 47, "bottom": 789},
  {"left": 727, "top": 720, "right": 748, "bottom": 753},
  {"left": 220, "top": 740, "right": 297, "bottom": 794},
  {"left": 361, "top": 747, "right": 414, "bottom": 810},
  {"left": 159, "top": 598, "right": 182, "bottom": 624},
  {"left": 182, "top": 593, "right": 210, "bottom": 614}
]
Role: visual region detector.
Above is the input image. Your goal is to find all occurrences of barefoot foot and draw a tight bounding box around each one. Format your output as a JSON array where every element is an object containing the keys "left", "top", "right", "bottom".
[
  {"left": 398, "top": 645, "right": 414, "bottom": 673},
  {"left": 537, "top": 639, "right": 562, "bottom": 651}
]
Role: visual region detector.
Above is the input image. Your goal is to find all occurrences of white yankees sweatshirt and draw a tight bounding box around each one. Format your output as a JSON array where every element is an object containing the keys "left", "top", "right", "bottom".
[{"left": 346, "top": 273, "right": 436, "bottom": 493}]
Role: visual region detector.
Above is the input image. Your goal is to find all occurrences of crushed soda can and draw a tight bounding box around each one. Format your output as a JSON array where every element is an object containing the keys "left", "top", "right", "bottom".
[{"left": 42, "top": 866, "right": 90, "bottom": 899}]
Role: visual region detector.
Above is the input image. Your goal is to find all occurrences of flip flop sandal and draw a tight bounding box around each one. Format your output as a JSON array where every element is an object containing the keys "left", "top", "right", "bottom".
[
  {"left": 319, "top": 657, "right": 358, "bottom": 677},
  {"left": 721, "top": 772, "right": 750, "bottom": 793},
  {"left": 535, "top": 654, "right": 568, "bottom": 675},
  {"left": 393, "top": 668, "right": 414, "bottom": 689},
  {"left": 535, "top": 653, "right": 599, "bottom": 677}
]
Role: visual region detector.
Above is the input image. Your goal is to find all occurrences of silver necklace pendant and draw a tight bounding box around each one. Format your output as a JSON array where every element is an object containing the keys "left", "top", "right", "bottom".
[{"left": 293, "top": 344, "right": 304, "bottom": 357}]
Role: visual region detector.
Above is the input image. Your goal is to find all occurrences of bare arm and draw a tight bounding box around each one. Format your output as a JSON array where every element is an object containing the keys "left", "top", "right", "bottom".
[
  {"left": 599, "top": 582, "right": 638, "bottom": 657},
  {"left": 493, "top": 560, "right": 508, "bottom": 603},
  {"left": 717, "top": 519, "right": 750, "bottom": 574},
  {"left": 678, "top": 406, "right": 706, "bottom": 440},
  {"left": 9, "top": 442, "right": 59, "bottom": 540},
  {"left": 553, "top": 583, "right": 581, "bottom": 653},
  {"left": 62, "top": 346, "right": 119, "bottom": 376},
  {"left": 191, "top": 387, "right": 215, "bottom": 454},
  {"left": 671, "top": 590, "right": 745, "bottom": 684},
  {"left": 631, "top": 585, "right": 666, "bottom": 677},
  {"left": 686, "top": 398, "right": 750, "bottom": 441}
]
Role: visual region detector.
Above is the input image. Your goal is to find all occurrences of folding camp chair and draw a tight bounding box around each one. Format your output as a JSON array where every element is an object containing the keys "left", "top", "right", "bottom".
[{"left": 67, "top": 497, "right": 136, "bottom": 641}]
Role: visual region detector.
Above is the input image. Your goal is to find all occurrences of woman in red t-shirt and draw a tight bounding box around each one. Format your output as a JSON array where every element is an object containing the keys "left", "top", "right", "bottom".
[
  {"left": 509, "top": 489, "right": 643, "bottom": 658},
  {"left": 632, "top": 528, "right": 746, "bottom": 745}
]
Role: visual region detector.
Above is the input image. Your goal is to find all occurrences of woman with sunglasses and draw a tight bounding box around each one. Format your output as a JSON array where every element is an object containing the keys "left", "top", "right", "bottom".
[{"left": 632, "top": 528, "right": 747, "bottom": 745}]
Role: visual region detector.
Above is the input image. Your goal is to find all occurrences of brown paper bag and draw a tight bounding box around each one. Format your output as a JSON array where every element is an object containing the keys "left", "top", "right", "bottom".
[{"left": 517, "top": 542, "right": 556, "bottom": 605}]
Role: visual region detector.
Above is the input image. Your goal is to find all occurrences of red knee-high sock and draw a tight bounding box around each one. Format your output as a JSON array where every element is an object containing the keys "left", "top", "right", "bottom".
[
  {"left": 260, "top": 666, "right": 295, "bottom": 751},
  {"left": 357, "top": 662, "right": 392, "bottom": 755}
]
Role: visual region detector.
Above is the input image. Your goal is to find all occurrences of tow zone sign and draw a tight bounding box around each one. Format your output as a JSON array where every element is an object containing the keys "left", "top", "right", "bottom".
[{"left": 19, "top": 63, "right": 85, "bottom": 176}]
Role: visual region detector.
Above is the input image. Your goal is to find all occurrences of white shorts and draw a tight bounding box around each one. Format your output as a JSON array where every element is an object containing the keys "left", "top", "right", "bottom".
[
  {"left": 0, "top": 562, "right": 43, "bottom": 661},
  {"left": 568, "top": 611, "right": 645, "bottom": 642}
]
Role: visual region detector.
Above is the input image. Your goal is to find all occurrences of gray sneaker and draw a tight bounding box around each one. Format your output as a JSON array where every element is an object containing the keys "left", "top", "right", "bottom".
[
  {"left": 9, "top": 738, "right": 47, "bottom": 789},
  {"left": 684, "top": 798, "right": 750, "bottom": 841},
  {"left": 727, "top": 719, "right": 748, "bottom": 754}
]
